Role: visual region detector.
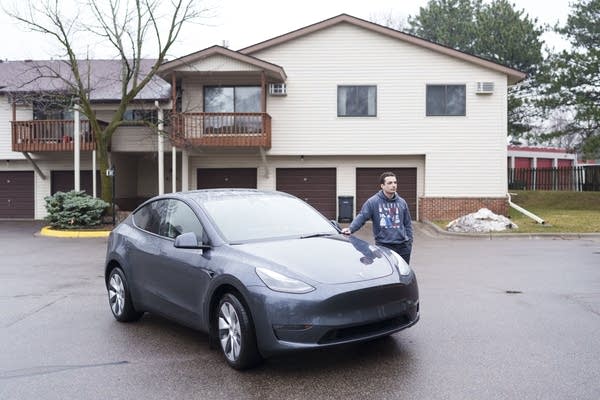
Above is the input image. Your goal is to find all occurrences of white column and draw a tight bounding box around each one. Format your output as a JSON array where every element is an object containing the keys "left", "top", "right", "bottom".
[
  {"left": 73, "top": 103, "right": 81, "bottom": 191},
  {"left": 157, "top": 102, "right": 164, "bottom": 195},
  {"left": 182, "top": 149, "right": 189, "bottom": 191},
  {"left": 172, "top": 145, "right": 177, "bottom": 193},
  {"left": 532, "top": 156, "right": 537, "bottom": 190},
  {"left": 92, "top": 150, "right": 97, "bottom": 197}
]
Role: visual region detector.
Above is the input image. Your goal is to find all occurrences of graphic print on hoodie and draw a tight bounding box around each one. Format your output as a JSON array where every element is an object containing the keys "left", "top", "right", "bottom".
[{"left": 378, "top": 203, "right": 401, "bottom": 229}]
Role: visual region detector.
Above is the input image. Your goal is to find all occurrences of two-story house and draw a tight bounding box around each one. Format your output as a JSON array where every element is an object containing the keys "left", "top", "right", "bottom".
[
  {"left": 0, "top": 59, "right": 171, "bottom": 219},
  {"left": 0, "top": 14, "right": 525, "bottom": 221}
]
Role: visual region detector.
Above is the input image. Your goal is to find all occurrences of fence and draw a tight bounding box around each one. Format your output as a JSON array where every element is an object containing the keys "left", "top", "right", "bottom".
[{"left": 508, "top": 166, "right": 600, "bottom": 191}]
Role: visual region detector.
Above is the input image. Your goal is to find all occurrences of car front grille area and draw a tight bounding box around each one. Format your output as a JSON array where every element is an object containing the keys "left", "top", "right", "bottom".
[{"left": 317, "top": 312, "right": 414, "bottom": 345}]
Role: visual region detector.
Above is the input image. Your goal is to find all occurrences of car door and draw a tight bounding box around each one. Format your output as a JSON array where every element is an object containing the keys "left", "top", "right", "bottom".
[
  {"left": 146, "top": 199, "right": 213, "bottom": 327},
  {"left": 128, "top": 199, "right": 171, "bottom": 311}
]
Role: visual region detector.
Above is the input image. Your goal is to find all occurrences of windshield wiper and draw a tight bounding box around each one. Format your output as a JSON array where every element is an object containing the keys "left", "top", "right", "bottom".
[{"left": 300, "top": 232, "right": 335, "bottom": 239}]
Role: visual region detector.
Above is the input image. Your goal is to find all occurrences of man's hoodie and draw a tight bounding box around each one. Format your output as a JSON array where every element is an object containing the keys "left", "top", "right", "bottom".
[{"left": 348, "top": 190, "right": 413, "bottom": 245}]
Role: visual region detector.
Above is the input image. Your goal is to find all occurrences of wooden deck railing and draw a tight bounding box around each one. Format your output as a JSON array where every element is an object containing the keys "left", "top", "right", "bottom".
[
  {"left": 12, "top": 120, "right": 96, "bottom": 152},
  {"left": 169, "top": 112, "right": 271, "bottom": 148}
]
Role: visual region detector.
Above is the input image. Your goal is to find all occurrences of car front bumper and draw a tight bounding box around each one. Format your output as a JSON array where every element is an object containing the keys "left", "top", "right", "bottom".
[{"left": 248, "top": 273, "right": 419, "bottom": 357}]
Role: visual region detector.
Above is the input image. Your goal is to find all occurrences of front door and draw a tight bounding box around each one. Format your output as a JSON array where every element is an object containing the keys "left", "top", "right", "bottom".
[{"left": 130, "top": 199, "right": 212, "bottom": 327}]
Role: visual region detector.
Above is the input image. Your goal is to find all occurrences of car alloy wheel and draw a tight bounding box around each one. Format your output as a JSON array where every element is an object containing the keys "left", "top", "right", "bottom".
[
  {"left": 109, "top": 273, "right": 125, "bottom": 317},
  {"left": 217, "top": 293, "right": 261, "bottom": 369},
  {"left": 219, "top": 301, "right": 242, "bottom": 362},
  {"left": 107, "top": 267, "right": 143, "bottom": 322}
]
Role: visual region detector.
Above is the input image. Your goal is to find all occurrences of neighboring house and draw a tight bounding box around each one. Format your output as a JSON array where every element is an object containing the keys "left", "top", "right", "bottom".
[
  {"left": 506, "top": 145, "right": 591, "bottom": 191},
  {"left": 1, "top": 14, "right": 525, "bottom": 221},
  {"left": 507, "top": 145, "right": 577, "bottom": 170},
  {"left": 0, "top": 59, "right": 170, "bottom": 218}
]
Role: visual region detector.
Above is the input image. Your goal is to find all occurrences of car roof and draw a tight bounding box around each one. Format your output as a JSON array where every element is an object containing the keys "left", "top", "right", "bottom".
[
  {"left": 166, "top": 189, "right": 294, "bottom": 201},
  {"left": 132, "top": 189, "right": 296, "bottom": 214}
]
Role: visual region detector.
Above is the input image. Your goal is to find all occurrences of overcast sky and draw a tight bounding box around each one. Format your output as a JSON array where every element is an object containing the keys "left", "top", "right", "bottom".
[{"left": 0, "top": 0, "right": 572, "bottom": 61}]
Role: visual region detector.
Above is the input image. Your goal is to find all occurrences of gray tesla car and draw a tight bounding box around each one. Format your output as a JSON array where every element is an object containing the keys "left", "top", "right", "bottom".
[{"left": 105, "top": 189, "right": 419, "bottom": 369}]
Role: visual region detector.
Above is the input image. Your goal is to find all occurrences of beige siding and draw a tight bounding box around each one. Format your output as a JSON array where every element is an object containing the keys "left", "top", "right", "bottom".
[
  {"left": 181, "top": 79, "right": 204, "bottom": 113},
  {"left": 95, "top": 105, "right": 174, "bottom": 152},
  {"left": 111, "top": 126, "right": 174, "bottom": 152},
  {"left": 250, "top": 23, "right": 508, "bottom": 197},
  {"left": 176, "top": 54, "right": 263, "bottom": 73},
  {"left": 0, "top": 99, "right": 31, "bottom": 160}
]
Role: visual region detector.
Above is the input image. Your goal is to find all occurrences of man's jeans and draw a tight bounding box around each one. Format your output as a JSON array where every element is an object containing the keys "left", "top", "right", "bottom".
[{"left": 378, "top": 241, "right": 412, "bottom": 265}]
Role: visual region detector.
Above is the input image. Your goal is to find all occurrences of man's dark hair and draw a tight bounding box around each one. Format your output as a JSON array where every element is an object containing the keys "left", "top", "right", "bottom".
[{"left": 379, "top": 171, "right": 396, "bottom": 184}]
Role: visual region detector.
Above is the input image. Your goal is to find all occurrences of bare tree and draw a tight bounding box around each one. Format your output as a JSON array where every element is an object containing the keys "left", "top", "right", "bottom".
[
  {"left": 6, "top": 0, "right": 207, "bottom": 204},
  {"left": 369, "top": 10, "right": 409, "bottom": 32}
]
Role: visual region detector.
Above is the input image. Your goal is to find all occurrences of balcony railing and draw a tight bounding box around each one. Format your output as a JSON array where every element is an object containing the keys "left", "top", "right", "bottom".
[
  {"left": 12, "top": 120, "right": 96, "bottom": 152},
  {"left": 169, "top": 112, "right": 271, "bottom": 148}
]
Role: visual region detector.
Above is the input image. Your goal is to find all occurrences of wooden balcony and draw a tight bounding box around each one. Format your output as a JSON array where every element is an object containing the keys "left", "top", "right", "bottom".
[
  {"left": 12, "top": 120, "right": 96, "bottom": 152},
  {"left": 169, "top": 112, "right": 271, "bottom": 148}
]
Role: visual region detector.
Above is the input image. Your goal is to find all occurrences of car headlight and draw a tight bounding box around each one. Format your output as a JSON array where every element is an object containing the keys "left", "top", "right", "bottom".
[
  {"left": 390, "top": 251, "right": 412, "bottom": 276},
  {"left": 255, "top": 267, "right": 315, "bottom": 294}
]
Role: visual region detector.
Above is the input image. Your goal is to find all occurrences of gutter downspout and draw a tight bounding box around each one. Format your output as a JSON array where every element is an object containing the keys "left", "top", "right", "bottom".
[{"left": 508, "top": 192, "right": 545, "bottom": 224}]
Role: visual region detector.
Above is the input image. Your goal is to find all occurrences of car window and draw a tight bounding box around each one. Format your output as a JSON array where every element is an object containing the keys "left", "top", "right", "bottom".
[
  {"left": 133, "top": 200, "right": 169, "bottom": 235},
  {"left": 163, "top": 199, "right": 204, "bottom": 240}
]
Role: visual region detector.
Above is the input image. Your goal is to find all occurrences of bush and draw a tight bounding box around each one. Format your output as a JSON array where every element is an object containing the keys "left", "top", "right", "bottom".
[{"left": 45, "top": 190, "right": 109, "bottom": 229}]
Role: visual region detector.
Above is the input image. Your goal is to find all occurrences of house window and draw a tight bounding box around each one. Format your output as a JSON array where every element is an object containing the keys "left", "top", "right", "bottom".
[
  {"left": 33, "top": 100, "right": 70, "bottom": 120},
  {"left": 123, "top": 109, "right": 158, "bottom": 125},
  {"left": 337, "top": 86, "right": 377, "bottom": 117},
  {"left": 203, "top": 86, "right": 262, "bottom": 132},
  {"left": 204, "top": 86, "right": 261, "bottom": 113},
  {"left": 426, "top": 85, "right": 466, "bottom": 116}
]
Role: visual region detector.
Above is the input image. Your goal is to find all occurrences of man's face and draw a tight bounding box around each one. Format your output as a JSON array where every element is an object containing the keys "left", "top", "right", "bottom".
[{"left": 381, "top": 176, "right": 397, "bottom": 196}]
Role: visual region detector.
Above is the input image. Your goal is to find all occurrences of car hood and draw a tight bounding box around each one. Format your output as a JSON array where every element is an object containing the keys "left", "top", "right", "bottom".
[{"left": 233, "top": 235, "right": 394, "bottom": 284}]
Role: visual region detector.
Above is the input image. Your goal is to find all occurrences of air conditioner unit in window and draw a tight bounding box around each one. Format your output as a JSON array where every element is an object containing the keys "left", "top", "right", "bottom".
[
  {"left": 269, "top": 83, "right": 287, "bottom": 96},
  {"left": 476, "top": 81, "right": 494, "bottom": 94}
]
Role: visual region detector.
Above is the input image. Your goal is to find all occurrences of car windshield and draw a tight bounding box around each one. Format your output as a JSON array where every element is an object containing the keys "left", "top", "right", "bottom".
[{"left": 197, "top": 192, "right": 338, "bottom": 243}]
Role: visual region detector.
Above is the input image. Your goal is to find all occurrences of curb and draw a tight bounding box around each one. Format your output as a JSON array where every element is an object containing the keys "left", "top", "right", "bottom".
[
  {"left": 421, "top": 220, "right": 600, "bottom": 240},
  {"left": 39, "top": 226, "right": 111, "bottom": 238}
]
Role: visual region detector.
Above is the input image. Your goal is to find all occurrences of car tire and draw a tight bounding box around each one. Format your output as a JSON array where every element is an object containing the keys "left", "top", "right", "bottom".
[
  {"left": 107, "top": 267, "right": 143, "bottom": 322},
  {"left": 217, "top": 293, "right": 261, "bottom": 369}
]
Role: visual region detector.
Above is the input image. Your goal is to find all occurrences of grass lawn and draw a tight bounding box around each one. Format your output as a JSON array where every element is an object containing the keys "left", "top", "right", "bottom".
[
  {"left": 435, "top": 190, "right": 600, "bottom": 234},
  {"left": 506, "top": 191, "right": 600, "bottom": 233}
]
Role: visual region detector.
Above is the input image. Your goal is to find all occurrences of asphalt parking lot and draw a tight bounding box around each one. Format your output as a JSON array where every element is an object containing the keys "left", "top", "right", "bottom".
[{"left": 1, "top": 221, "right": 599, "bottom": 400}]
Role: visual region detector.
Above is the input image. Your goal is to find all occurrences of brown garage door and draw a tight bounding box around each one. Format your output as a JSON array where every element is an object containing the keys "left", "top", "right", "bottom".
[
  {"left": 196, "top": 168, "right": 257, "bottom": 189},
  {"left": 0, "top": 171, "right": 34, "bottom": 219},
  {"left": 51, "top": 171, "right": 101, "bottom": 195},
  {"left": 356, "top": 168, "right": 417, "bottom": 219},
  {"left": 276, "top": 168, "right": 336, "bottom": 219}
]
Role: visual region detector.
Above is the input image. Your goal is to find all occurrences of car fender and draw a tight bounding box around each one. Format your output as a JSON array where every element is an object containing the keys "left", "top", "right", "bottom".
[
  {"left": 202, "top": 273, "right": 258, "bottom": 331},
  {"left": 104, "top": 250, "right": 148, "bottom": 313},
  {"left": 104, "top": 252, "right": 130, "bottom": 285}
]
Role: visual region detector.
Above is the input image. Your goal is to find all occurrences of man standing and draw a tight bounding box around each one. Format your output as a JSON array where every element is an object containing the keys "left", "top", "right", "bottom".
[{"left": 342, "top": 172, "right": 413, "bottom": 264}]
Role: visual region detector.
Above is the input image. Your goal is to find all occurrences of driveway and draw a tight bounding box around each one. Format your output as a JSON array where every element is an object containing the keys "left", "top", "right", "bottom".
[{"left": 1, "top": 221, "right": 599, "bottom": 400}]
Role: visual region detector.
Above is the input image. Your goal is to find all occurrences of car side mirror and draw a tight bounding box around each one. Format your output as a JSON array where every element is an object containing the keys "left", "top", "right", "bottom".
[{"left": 174, "top": 231, "right": 204, "bottom": 249}]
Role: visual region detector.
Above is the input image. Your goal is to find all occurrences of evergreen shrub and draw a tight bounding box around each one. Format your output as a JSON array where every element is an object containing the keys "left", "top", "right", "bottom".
[{"left": 45, "top": 190, "right": 109, "bottom": 229}]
